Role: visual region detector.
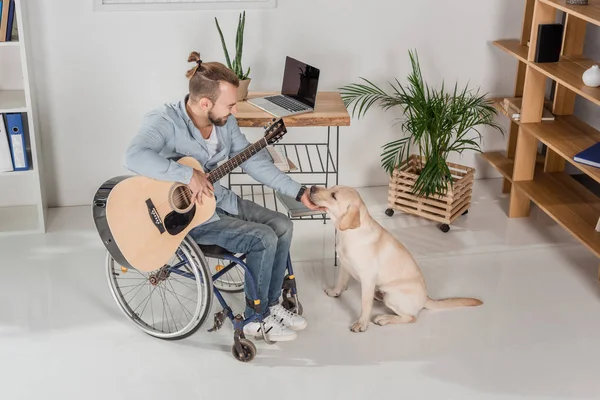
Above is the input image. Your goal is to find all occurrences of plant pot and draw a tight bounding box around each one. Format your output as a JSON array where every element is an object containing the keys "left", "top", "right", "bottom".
[
  {"left": 386, "top": 154, "right": 474, "bottom": 229},
  {"left": 238, "top": 79, "right": 251, "bottom": 101}
]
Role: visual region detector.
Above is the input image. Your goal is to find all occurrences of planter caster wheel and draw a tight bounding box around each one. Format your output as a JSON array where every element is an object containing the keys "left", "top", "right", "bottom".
[
  {"left": 439, "top": 224, "right": 450, "bottom": 233},
  {"left": 385, "top": 208, "right": 395, "bottom": 217},
  {"left": 462, "top": 209, "right": 469, "bottom": 216},
  {"left": 232, "top": 338, "right": 257, "bottom": 363}
]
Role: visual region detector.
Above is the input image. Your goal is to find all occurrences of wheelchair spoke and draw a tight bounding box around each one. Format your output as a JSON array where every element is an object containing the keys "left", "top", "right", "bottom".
[
  {"left": 106, "top": 236, "right": 213, "bottom": 340},
  {"left": 161, "top": 283, "right": 198, "bottom": 305},
  {"left": 166, "top": 280, "right": 194, "bottom": 320},
  {"left": 169, "top": 275, "right": 200, "bottom": 290},
  {"left": 132, "top": 284, "right": 159, "bottom": 316},
  {"left": 121, "top": 279, "right": 148, "bottom": 299}
]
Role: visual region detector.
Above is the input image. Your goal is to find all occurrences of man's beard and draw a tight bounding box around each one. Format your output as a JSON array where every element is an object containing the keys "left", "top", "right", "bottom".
[{"left": 208, "top": 110, "right": 229, "bottom": 127}]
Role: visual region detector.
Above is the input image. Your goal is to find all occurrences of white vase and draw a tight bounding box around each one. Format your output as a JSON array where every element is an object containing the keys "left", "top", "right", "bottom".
[{"left": 582, "top": 65, "right": 600, "bottom": 87}]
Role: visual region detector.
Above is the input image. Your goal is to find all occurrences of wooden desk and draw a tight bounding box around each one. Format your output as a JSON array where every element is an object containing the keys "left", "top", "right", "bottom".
[
  {"left": 228, "top": 91, "right": 350, "bottom": 226},
  {"left": 232, "top": 91, "right": 349, "bottom": 265},
  {"left": 234, "top": 92, "right": 351, "bottom": 127}
]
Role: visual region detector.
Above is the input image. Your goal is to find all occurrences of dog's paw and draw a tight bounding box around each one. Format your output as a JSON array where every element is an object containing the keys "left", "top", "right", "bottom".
[
  {"left": 325, "top": 288, "right": 342, "bottom": 298},
  {"left": 373, "top": 314, "right": 392, "bottom": 326},
  {"left": 350, "top": 320, "right": 369, "bottom": 333}
]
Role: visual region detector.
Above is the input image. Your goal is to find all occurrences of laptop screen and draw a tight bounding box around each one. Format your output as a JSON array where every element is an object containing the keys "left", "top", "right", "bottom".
[{"left": 281, "top": 56, "right": 320, "bottom": 108}]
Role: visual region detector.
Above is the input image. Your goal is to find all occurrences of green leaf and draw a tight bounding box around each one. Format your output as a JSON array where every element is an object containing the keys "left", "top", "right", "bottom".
[
  {"left": 340, "top": 48, "right": 504, "bottom": 198},
  {"left": 214, "top": 17, "right": 232, "bottom": 69}
]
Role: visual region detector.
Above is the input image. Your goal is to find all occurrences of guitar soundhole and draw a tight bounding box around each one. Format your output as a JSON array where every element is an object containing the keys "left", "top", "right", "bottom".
[{"left": 170, "top": 184, "right": 194, "bottom": 213}]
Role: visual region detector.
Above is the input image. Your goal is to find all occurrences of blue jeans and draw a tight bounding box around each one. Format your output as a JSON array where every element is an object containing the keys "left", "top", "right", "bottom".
[{"left": 189, "top": 196, "right": 293, "bottom": 318}]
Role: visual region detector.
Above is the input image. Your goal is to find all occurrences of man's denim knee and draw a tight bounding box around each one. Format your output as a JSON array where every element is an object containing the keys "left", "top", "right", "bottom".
[
  {"left": 272, "top": 216, "right": 294, "bottom": 240},
  {"left": 250, "top": 226, "right": 278, "bottom": 252}
]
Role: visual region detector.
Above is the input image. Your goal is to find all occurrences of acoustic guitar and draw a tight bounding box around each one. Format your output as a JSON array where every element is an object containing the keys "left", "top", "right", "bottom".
[{"left": 92, "top": 118, "right": 288, "bottom": 273}]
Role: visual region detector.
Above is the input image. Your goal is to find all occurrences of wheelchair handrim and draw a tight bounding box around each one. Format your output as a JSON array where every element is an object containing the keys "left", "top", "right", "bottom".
[{"left": 105, "top": 237, "right": 213, "bottom": 339}]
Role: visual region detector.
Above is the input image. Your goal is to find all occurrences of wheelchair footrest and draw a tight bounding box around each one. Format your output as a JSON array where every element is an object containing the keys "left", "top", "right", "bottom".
[{"left": 208, "top": 310, "right": 227, "bottom": 332}]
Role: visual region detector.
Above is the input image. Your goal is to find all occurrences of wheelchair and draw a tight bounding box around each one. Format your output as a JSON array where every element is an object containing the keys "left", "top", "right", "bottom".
[{"left": 105, "top": 235, "right": 302, "bottom": 362}]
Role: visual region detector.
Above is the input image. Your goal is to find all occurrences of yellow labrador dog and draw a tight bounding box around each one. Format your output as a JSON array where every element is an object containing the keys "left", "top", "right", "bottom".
[{"left": 309, "top": 185, "right": 482, "bottom": 332}]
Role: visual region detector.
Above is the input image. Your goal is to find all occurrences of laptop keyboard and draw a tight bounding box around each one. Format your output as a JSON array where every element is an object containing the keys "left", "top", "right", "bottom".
[{"left": 265, "top": 95, "right": 310, "bottom": 112}]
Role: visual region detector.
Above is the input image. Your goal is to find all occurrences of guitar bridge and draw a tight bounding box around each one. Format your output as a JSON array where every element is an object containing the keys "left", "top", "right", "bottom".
[{"left": 145, "top": 199, "right": 165, "bottom": 234}]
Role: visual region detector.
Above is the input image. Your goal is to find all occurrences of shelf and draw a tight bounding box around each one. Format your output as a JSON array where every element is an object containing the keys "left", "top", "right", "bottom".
[
  {"left": 493, "top": 39, "right": 529, "bottom": 63},
  {"left": 0, "top": 205, "right": 40, "bottom": 235},
  {"left": 539, "top": 0, "right": 600, "bottom": 27},
  {"left": 0, "top": 41, "right": 19, "bottom": 47},
  {"left": 481, "top": 151, "right": 515, "bottom": 180},
  {"left": 529, "top": 57, "right": 600, "bottom": 107},
  {"left": 513, "top": 172, "right": 600, "bottom": 258},
  {"left": 481, "top": 151, "right": 545, "bottom": 182},
  {"left": 0, "top": 90, "right": 27, "bottom": 113},
  {"left": 235, "top": 92, "right": 350, "bottom": 128},
  {"left": 520, "top": 115, "right": 600, "bottom": 185},
  {"left": 0, "top": 169, "right": 33, "bottom": 177}
]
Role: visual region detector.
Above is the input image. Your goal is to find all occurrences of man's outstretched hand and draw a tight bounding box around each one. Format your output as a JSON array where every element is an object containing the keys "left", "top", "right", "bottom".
[{"left": 300, "top": 190, "right": 326, "bottom": 212}]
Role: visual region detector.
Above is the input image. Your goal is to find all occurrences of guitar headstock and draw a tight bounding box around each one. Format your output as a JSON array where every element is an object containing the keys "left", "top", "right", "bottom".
[{"left": 263, "top": 117, "right": 288, "bottom": 145}]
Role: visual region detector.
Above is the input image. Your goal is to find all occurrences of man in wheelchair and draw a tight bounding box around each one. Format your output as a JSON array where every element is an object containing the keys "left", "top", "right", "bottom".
[{"left": 123, "top": 52, "right": 323, "bottom": 342}]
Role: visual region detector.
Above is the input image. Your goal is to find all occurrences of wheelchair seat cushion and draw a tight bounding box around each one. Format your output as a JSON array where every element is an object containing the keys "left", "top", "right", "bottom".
[{"left": 197, "top": 244, "right": 235, "bottom": 258}]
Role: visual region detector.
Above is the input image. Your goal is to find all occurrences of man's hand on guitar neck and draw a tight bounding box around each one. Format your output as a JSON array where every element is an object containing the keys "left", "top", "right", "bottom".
[{"left": 189, "top": 169, "right": 214, "bottom": 205}]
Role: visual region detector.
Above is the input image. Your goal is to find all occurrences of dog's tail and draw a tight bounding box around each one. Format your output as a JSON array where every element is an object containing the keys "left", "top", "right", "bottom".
[{"left": 424, "top": 297, "right": 483, "bottom": 310}]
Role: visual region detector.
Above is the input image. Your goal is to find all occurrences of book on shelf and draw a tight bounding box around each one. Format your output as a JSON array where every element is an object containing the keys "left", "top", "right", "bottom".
[
  {"left": 501, "top": 97, "right": 555, "bottom": 121},
  {"left": 574, "top": 142, "right": 600, "bottom": 169},
  {"left": 267, "top": 145, "right": 297, "bottom": 172},
  {"left": 0, "top": 0, "right": 17, "bottom": 42}
]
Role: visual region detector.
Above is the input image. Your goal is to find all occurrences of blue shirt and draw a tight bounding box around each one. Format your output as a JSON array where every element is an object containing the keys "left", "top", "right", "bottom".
[{"left": 124, "top": 96, "right": 302, "bottom": 225}]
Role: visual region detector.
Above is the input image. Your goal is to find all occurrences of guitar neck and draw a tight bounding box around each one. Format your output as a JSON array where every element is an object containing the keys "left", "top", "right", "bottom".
[{"left": 208, "top": 138, "right": 269, "bottom": 183}]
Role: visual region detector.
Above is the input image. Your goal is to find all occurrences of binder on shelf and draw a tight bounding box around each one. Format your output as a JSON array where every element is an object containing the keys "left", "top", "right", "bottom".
[
  {"left": 573, "top": 142, "right": 600, "bottom": 169},
  {"left": 0, "top": 0, "right": 9, "bottom": 42},
  {"left": 5, "top": 113, "right": 28, "bottom": 171},
  {"left": 5, "top": 0, "right": 14, "bottom": 41},
  {"left": 0, "top": 113, "right": 13, "bottom": 172}
]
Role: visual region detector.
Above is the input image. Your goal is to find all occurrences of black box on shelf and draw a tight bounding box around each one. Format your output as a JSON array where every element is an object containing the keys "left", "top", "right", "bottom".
[{"left": 535, "top": 23, "right": 564, "bottom": 63}]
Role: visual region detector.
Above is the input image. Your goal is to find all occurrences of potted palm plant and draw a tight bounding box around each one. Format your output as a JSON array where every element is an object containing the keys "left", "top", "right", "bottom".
[
  {"left": 339, "top": 49, "right": 503, "bottom": 232},
  {"left": 215, "top": 11, "right": 251, "bottom": 101}
]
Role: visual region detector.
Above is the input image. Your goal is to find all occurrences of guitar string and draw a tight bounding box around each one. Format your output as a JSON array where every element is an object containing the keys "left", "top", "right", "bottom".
[
  {"left": 150, "top": 136, "right": 277, "bottom": 211},
  {"left": 148, "top": 121, "right": 282, "bottom": 210},
  {"left": 158, "top": 146, "right": 261, "bottom": 210}
]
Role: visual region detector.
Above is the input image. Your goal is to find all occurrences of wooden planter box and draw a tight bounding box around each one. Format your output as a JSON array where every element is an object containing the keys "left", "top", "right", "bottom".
[{"left": 386, "top": 155, "right": 474, "bottom": 231}]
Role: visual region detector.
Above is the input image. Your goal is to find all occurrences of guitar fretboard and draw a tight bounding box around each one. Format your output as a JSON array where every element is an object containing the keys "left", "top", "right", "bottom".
[{"left": 208, "top": 138, "right": 269, "bottom": 183}]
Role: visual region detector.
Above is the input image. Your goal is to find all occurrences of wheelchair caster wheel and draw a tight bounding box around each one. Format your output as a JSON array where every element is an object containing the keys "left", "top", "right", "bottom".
[
  {"left": 385, "top": 208, "right": 394, "bottom": 217},
  {"left": 439, "top": 224, "right": 450, "bottom": 233},
  {"left": 232, "top": 338, "right": 256, "bottom": 362}
]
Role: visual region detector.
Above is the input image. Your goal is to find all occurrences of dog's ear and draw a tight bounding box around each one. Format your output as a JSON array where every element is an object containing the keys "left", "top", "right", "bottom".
[{"left": 338, "top": 204, "right": 361, "bottom": 231}]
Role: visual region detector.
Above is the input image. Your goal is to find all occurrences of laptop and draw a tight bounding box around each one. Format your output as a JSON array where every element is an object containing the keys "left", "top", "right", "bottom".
[{"left": 247, "top": 56, "right": 320, "bottom": 117}]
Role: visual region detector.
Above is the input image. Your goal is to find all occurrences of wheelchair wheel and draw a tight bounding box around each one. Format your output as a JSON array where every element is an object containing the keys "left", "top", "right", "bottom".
[
  {"left": 106, "top": 236, "right": 213, "bottom": 340},
  {"left": 206, "top": 256, "right": 245, "bottom": 293}
]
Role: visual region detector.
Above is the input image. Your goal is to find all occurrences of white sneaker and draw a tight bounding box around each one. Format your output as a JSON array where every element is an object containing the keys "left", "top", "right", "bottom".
[
  {"left": 269, "top": 304, "right": 308, "bottom": 331},
  {"left": 243, "top": 314, "right": 297, "bottom": 342}
]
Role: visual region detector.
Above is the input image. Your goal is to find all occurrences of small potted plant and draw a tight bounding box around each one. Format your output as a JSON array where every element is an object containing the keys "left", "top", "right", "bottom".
[
  {"left": 339, "top": 49, "right": 503, "bottom": 232},
  {"left": 215, "top": 11, "right": 251, "bottom": 101}
]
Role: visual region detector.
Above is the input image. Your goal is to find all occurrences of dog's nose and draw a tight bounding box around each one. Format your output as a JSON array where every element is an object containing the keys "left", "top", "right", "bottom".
[{"left": 310, "top": 186, "right": 317, "bottom": 194}]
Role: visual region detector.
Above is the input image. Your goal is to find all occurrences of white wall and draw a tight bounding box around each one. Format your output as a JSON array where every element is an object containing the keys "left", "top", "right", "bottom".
[{"left": 25, "top": 0, "right": 524, "bottom": 207}]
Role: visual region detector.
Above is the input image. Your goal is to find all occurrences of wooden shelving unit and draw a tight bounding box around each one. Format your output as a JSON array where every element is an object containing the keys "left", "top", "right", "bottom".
[
  {"left": 485, "top": 0, "right": 600, "bottom": 274},
  {"left": 0, "top": 0, "right": 46, "bottom": 236}
]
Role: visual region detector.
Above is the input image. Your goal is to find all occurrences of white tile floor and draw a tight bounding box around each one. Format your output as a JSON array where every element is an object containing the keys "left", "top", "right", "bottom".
[{"left": 2, "top": 178, "right": 600, "bottom": 400}]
